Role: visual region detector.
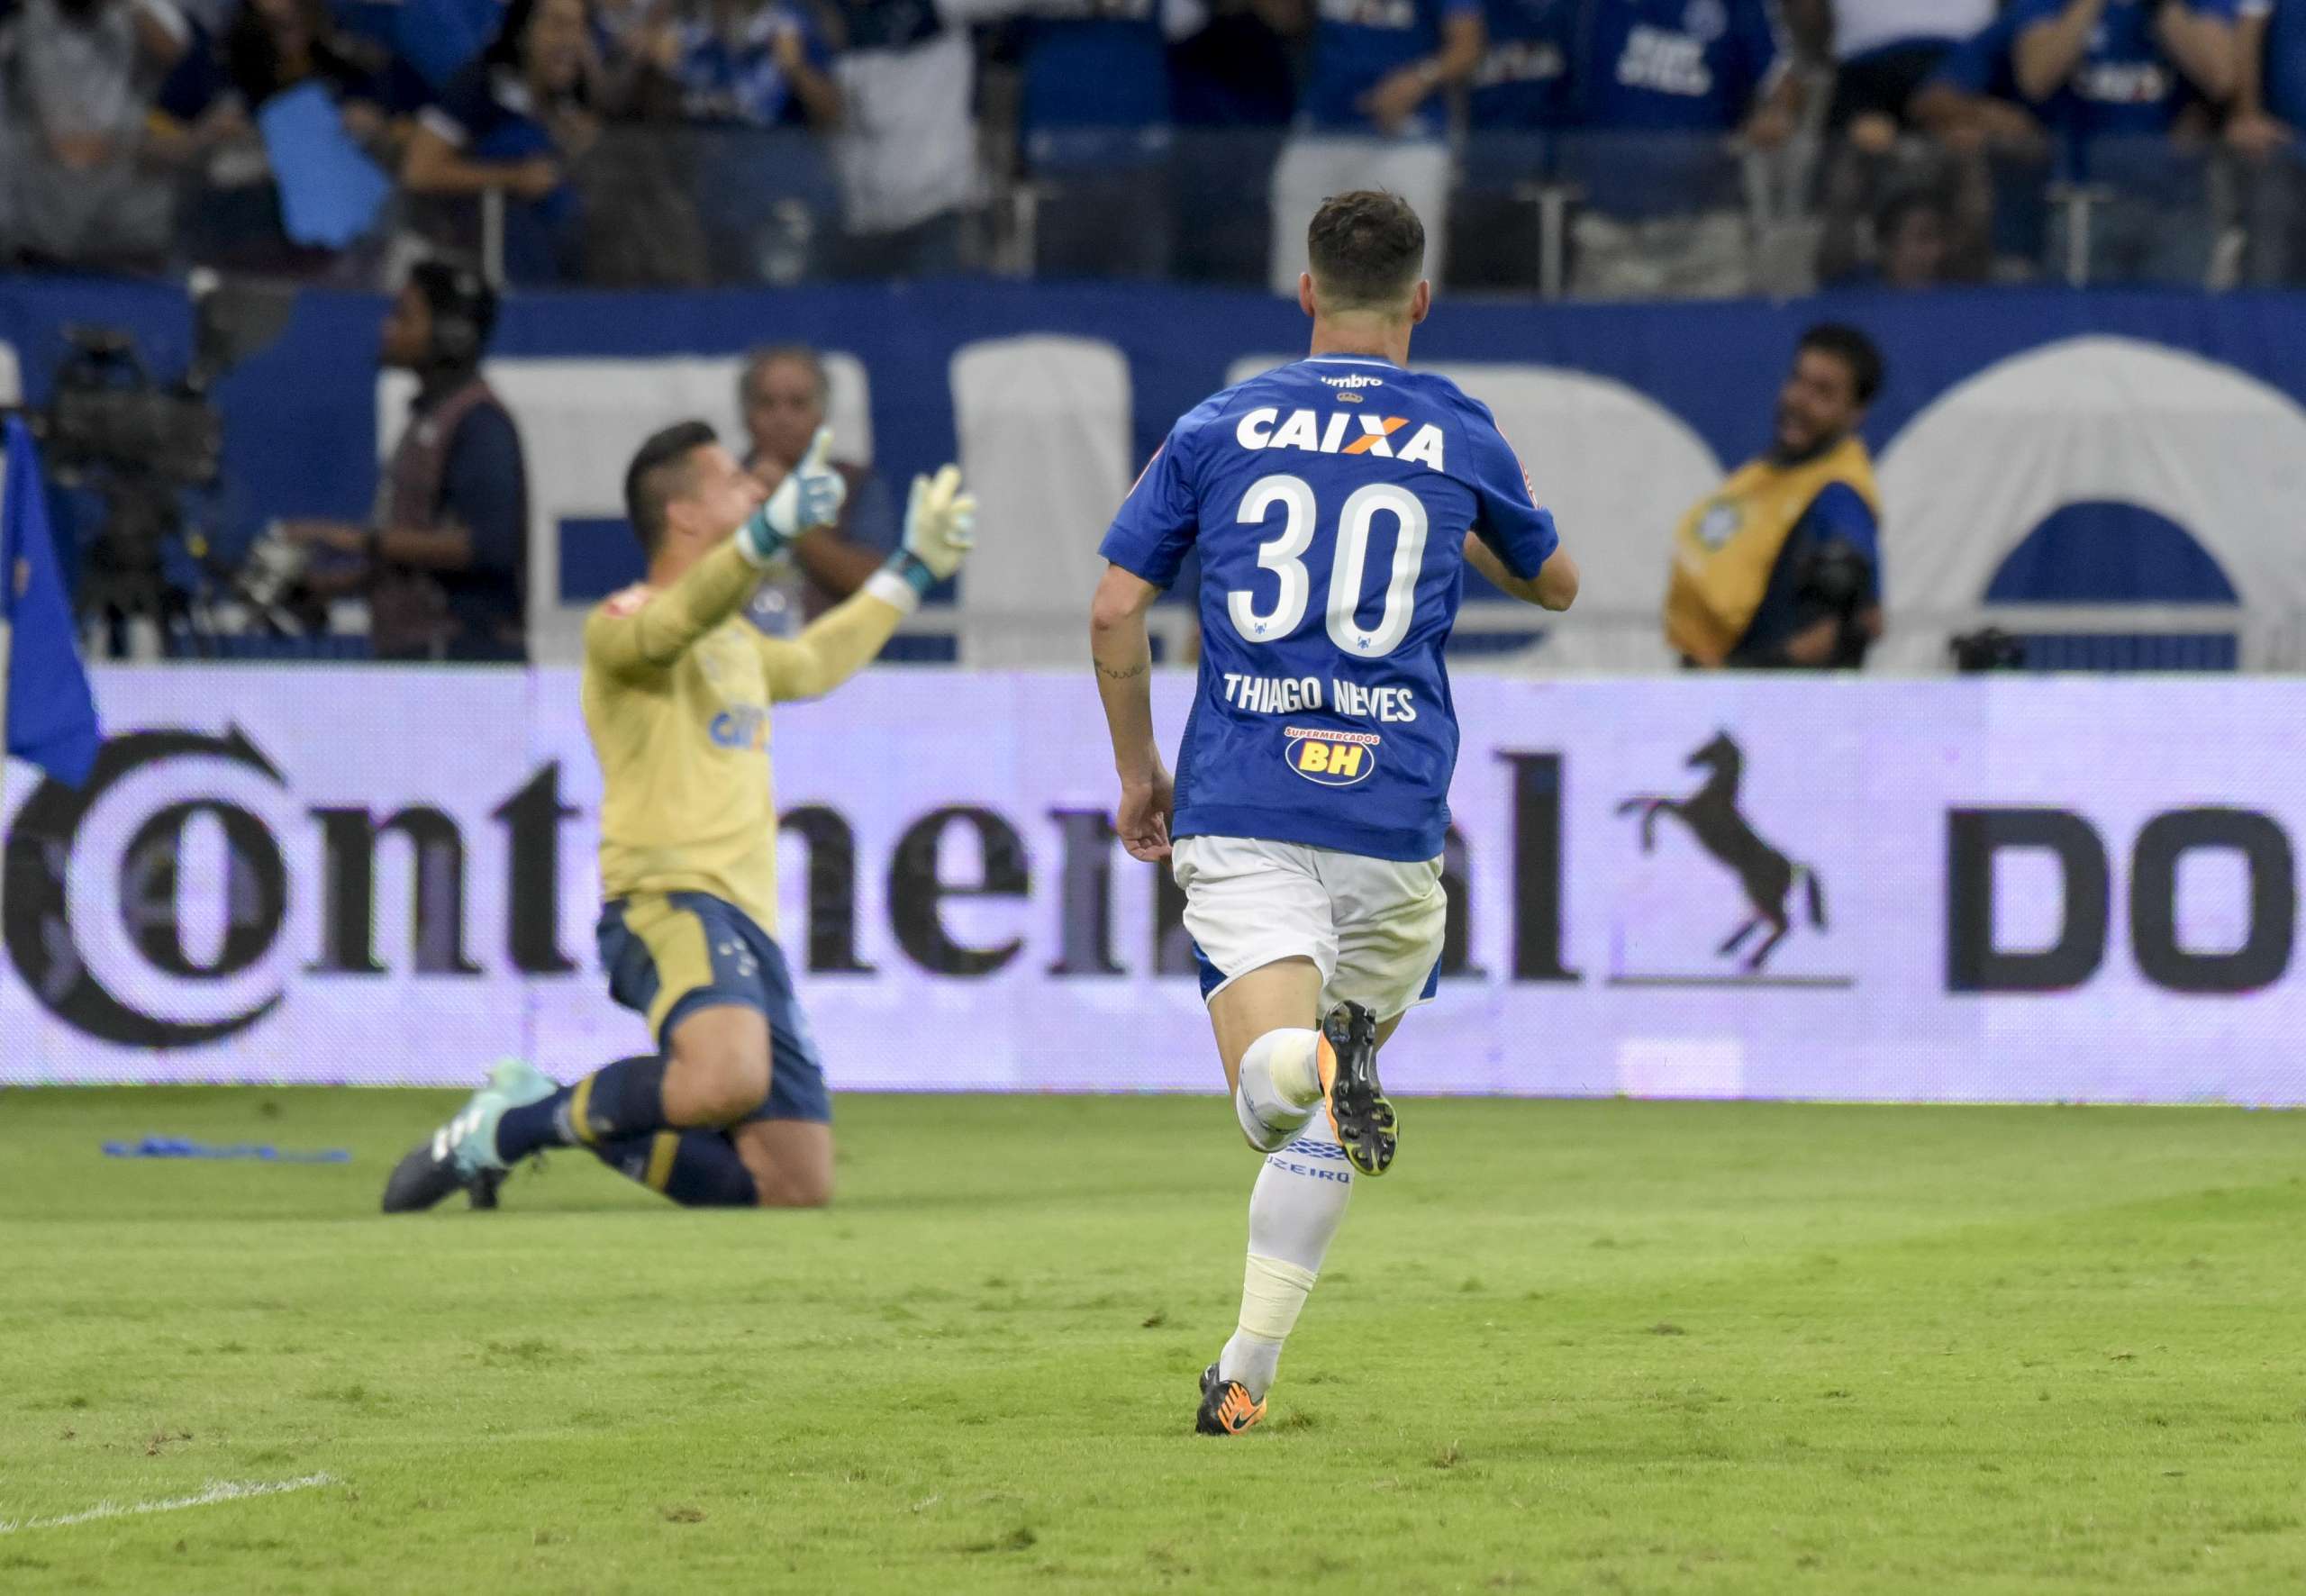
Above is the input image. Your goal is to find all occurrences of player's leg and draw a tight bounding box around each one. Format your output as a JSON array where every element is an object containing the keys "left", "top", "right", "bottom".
[
  {"left": 1175, "top": 838, "right": 1348, "bottom": 1433},
  {"left": 721, "top": 920, "right": 837, "bottom": 1208},
  {"left": 1192, "top": 850, "right": 1443, "bottom": 1430},
  {"left": 381, "top": 893, "right": 776, "bottom": 1211},
  {"left": 727, "top": 1120, "right": 833, "bottom": 1209}
]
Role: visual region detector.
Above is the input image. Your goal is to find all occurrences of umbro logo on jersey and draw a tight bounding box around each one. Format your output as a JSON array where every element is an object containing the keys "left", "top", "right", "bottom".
[
  {"left": 1318, "top": 372, "right": 1385, "bottom": 390},
  {"left": 1235, "top": 407, "right": 1447, "bottom": 470}
]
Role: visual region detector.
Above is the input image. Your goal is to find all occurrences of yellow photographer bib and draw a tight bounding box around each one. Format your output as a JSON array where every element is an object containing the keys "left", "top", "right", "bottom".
[{"left": 1664, "top": 435, "right": 1880, "bottom": 666}]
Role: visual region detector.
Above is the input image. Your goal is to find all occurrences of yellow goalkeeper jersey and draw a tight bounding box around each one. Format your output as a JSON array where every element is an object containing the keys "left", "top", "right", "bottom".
[{"left": 582, "top": 540, "right": 903, "bottom": 934}]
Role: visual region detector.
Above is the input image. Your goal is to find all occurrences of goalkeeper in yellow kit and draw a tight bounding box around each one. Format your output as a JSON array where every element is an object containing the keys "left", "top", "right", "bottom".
[{"left": 384, "top": 421, "right": 976, "bottom": 1212}]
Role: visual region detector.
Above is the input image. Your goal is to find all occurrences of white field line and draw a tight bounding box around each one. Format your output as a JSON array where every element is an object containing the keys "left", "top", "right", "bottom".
[{"left": 0, "top": 1473, "right": 338, "bottom": 1535}]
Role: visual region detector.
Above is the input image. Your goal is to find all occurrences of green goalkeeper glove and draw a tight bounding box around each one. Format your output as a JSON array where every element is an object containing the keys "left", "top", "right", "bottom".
[{"left": 869, "top": 464, "right": 977, "bottom": 610}]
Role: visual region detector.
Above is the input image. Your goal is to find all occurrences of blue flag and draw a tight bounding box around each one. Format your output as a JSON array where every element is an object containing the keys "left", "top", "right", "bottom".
[{"left": 4, "top": 416, "right": 102, "bottom": 787}]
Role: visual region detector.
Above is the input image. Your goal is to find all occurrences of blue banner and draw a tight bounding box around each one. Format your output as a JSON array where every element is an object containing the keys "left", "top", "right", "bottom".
[
  {"left": 3, "top": 277, "right": 2302, "bottom": 633},
  {"left": 3, "top": 418, "right": 102, "bottom": 785}
]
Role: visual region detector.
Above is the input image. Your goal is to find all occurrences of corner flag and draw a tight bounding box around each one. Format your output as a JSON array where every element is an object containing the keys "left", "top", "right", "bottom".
[{"left": 3, "top": 416, "right": 102, "bottom": 787}]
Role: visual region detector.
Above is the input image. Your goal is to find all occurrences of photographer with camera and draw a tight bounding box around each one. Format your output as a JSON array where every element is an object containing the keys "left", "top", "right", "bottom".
[
  {"left": 277, "top": 260, "right": 529, "bottom": 662},
  {"left": 1663, "top": 324, "right": 1886, "bottom": 672}
]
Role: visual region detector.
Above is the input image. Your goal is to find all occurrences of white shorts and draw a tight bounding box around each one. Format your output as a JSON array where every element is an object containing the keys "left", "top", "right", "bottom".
[{"left": 1172, "top": 835, "right": 1448, "bottom": 1021}]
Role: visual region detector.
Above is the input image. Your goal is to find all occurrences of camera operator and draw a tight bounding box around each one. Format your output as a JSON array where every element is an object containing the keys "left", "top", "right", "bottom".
[
  {"left": 1664, "top": 324, "right": 1886, "bottom": 671},
  {"left": 279, "top": 261, "right": 529, "bottom": 661}
]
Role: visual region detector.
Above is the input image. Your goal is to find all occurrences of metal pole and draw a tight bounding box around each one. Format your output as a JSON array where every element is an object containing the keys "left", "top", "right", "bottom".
[
  {"left": 2062, "top": 187, "right": 2093, "bottom": 289},
  {"left": 480, "top": 188, "right": 507, "bottom": 289},
  {"left": 0, "top": 606, "right": 13, "bottom": 949}
]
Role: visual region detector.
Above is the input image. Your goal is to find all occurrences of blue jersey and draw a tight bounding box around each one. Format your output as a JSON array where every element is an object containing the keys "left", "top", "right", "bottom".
[
  {"left": 1926, "top": 12, "right": 2025, "bottom": 102},
  {"left": 1471, "top": 0, "right": 1575, "bottom": 128},
  {"left": 1573, "top": 0, "right": 1786, "bottom": 131},
  {"left": 2007, "top": 0, "right": 2236, "bottom": 138},
  {"left": 2265, "top": 0, "right": 2306, "bottom": 124},
  {"left": 1021, "top": 0, "right": 1170, "bottom": 145},
  {"left": 1304, "top": 0, "right": 1484, "bottom": 133},
  {"left": 1100, "top": 356, "right": 1560, "bottom": 863}
]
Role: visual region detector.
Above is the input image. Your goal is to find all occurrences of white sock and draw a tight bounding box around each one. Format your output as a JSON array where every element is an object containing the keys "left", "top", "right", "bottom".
[
  {"left": 1216, "top": 1120, "right": 1354, "bottom": 1400},
  {"left": 1233, "top": 1028, "right": 1324, "bottom": 1152}
]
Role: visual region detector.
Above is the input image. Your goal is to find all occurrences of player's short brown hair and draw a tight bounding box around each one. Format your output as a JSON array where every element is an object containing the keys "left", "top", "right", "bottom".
[
  {"left": 1306, "top": 190, "right": 1426, "bottom": 312},
  {"left": 623, "top": 420, "right": 718, "bottom": 556}
]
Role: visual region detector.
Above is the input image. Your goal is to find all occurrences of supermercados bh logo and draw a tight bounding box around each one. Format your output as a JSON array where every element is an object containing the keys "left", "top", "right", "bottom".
[
  {"left": 1610, "top": 731, "right": 1846, "bottom": 989},
  {"left": 3, "top": 727, "right": 578, "bottom": 1049},
  {"left": 1285, "top": 726, "right": 1379, "bottom": 788}
]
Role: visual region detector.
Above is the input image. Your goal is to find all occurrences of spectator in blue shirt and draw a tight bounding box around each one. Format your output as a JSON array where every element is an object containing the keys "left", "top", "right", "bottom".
[
  {"left": 2011, "top": 0, "right": 2237, "bottom": 140},
  {"left": 1168, "top": 0, "right": 1298, "bottom": 127},
  {"left": 1568, "top": 0, "right": 1798, "bottom": 142},
  {"left": 2232, "top": 0, "right": 2306, "bottom": 280},
  {"left": 2011, "top": 0, "right": 2238, "bottom": 283},
  {"left": 1897, "top": 14, "right": 2056, "bottom": 279},
  {"left": 402, "top": 0, "right": 595, "bottom": 283},
  {"left": 1557, "top": 0, "right": 1802, "bottom": 297},
  {"left": 1265, "top": 0, "right": 1484, "bottom": 293},
  {"left": 675, "top": 0, "right": 840, "bottom": 127},
  {"left": 1469, "top": 0, "right": 1572, "bottom": 131},
  {"left": 1449, "top": 0, "right": 1571, "bottom": 288},
  {"left": 1912, "top": 12, "right": 2044, "bottom": 150},
  {"left": 1011, "top": 0, "right": 1183, "bottom": 276}
]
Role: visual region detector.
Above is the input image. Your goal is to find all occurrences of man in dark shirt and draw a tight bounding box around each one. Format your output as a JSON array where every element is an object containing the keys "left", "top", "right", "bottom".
[{"left": 283, "top": 259, "right": 530, "bottom": 660}]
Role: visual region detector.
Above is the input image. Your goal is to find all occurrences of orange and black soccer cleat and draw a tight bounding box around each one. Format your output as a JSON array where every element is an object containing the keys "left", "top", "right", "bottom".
[
  {"left": 1195, "top": 1364, "right": 1266, "bottom": 1437},
  {"left": 1318, "top": 1000, "right": 1398, "bottom": 1177}
]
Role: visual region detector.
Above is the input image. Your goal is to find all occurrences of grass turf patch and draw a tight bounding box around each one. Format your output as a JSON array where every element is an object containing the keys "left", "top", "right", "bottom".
[{"left": 2, "top": 1088, "right": 2303, "bottom": 1593}]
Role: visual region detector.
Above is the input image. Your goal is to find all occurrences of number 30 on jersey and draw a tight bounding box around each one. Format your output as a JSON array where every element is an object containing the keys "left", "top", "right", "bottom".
[{"left": 1225, "top": 473, "right": 1430, "bottom": 659}]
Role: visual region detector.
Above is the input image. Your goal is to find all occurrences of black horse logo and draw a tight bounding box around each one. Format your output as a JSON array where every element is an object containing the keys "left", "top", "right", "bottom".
[{"left": 1617, "top": 731, "right": 1827, "bottom": 972}]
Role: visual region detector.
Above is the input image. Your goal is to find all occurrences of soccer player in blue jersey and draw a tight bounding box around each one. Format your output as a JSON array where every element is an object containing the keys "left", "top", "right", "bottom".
[{"left": 1091, "top": 190, "right": 1579, "bottom": 1436}]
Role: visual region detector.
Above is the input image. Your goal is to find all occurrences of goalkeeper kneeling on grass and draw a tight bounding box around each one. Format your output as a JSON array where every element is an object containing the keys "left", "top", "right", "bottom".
[{"left": 384, "top": 422, "right": 976, "bottom": 1212}]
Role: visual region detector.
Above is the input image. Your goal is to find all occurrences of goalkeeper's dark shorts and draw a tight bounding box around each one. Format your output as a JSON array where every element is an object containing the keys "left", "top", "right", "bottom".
[{"left": 595, "top": 891, "right": 831, "bottom": 1125}]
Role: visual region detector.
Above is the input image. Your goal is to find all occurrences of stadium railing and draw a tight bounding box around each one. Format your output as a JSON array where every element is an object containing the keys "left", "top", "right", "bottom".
[{"left": 108, "top": 127, "right": 2289, "bottom": 298}]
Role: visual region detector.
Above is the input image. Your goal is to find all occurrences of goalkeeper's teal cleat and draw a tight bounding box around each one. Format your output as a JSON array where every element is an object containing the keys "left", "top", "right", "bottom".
[{"left": 380, "top": 1057, "right": 555, "bottom": 1213}]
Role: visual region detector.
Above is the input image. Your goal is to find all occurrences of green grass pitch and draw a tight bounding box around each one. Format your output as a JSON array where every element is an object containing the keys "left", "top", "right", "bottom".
[{"left": 3, "top": 1087, "right": 2304, "bottom": 1594}]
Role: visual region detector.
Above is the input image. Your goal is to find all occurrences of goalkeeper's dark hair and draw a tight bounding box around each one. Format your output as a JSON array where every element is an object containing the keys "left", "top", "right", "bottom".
[
  {"left": 623, "top": 420, "right": 719, "bottom": 556},
  {"left": 1797, "top": 322, "right": 1885, "bottom": 408},
  {"left": 1306, "top": 190, "right": 1425, "bottom": 312}
]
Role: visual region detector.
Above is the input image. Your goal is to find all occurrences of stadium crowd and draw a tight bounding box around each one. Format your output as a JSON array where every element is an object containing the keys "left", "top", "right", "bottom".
[{"left": 3, "top": 0, "right": 2302, "bottom": 292}]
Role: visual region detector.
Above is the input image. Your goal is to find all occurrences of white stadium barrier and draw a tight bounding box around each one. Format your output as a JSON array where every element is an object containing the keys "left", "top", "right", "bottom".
[
  {"left": 949, "top": 335, "right": 1136, "bottom": 667},
  {"left": 350, "top": 336, "right": 2306, "bottom": 670},
  {"left": 8, "top": 670, "right": 2306, "bottom": 1104}
]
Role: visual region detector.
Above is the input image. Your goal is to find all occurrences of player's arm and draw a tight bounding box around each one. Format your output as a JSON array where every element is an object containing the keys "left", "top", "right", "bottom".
[
  {"left": 1464, "top": 531, "right": 1579, "bottom": 612},
  {"left": 1090, "top": 428, "right": 1201, "bottom": 864},
  {"left": 591, "top": 427, "right": 851, "bottom": 678},
  {"left": 1465, "top": 414, "right": 1575, "bottom": 611},
  {"left": 759, "top": 467, "right": 976, "bottom": 702},
  {"left": 1091, "top": 564, "right": 1171, "bottom": 863}
]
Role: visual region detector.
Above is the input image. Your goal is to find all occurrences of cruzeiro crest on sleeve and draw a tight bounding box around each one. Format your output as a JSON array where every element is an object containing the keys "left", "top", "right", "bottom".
[{"left": 1695, "top": 499, "right": 1743, "bottom": 550}]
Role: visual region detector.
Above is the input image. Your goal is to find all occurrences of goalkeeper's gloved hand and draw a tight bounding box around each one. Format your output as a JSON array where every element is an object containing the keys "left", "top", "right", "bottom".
[
  {"left": 868, "top": 464, "right": 977, "bottom": 612},
  {"left": 738, "top": 424, "right": 847, "bottom": 565}
]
